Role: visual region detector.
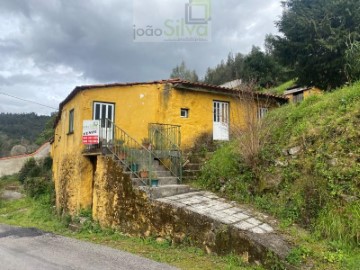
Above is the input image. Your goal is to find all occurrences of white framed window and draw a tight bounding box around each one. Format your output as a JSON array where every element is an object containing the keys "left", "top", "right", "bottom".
[
  {"left": 93, "top": 102, "right": 115, "bottom": 128},
  {"left": 68, "top": 109, "right": 74, "bottom": 134},
  {"left": 258, "top": 107, "right": 268, "bottom": 119},
  {"left": 180, "top": 108, "right": 189, "bottom": 118}
]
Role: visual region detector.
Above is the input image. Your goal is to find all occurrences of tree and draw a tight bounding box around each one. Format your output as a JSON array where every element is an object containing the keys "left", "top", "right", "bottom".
[
  {"left": 271, "top": 0, "right": 360, "bottom": 90},
  {"left": 0, "top": 113, "right": 51, "bottom": 157},
  {"left": 170, "top": 61, "right": 199, "bottom": 82},
  {"left": 242, "top": 46, "right": 285, "bottom": 88},
  {"left": 204, "top": 53, "right": 245, "bottom": 85},
  {"left": 35, "top": 112, "right": 57, "bottom": 145},
  {"left": 203, "top": 48, "right": 288, "bottom": 88}
]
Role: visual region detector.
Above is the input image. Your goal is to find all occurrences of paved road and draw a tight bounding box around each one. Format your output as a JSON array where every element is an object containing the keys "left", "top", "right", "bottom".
[{"left": 0, "top": 224, "right": 177, "bottom": 270}]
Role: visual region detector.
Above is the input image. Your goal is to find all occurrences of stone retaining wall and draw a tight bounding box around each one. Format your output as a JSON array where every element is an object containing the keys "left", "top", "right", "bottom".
[{"left": 91, "top": 157, "right": 291, "bottom": 268}]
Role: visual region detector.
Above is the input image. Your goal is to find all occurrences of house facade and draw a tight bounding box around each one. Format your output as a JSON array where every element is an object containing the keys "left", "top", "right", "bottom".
[
  {"left": 284, "top": 86, "right": 322, "bottom": 103},
  {"left": 51, "top": 79, "right": 287, "bottom": 214}
]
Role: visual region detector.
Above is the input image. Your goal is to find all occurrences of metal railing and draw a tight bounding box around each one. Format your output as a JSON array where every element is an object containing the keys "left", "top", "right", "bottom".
[
  {"left": 149, "top": 123, "right": 181, "bottom": 150},
  {"left": 95, "top": 119, "right": 183, "bottom": 185},
  {"left": 100, "top": 119, "right": 153, "bottom": 186},
  {"left": 148, "top": 123, "right": 182, "bottom": 183}
]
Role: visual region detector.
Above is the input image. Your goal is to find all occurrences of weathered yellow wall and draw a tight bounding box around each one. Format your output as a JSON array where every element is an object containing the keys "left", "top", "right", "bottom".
[
  {"left": 80, "top": 84, "right": 161, "bottom": 143},
  {"left": 304, "top": 87, "right": 322, "bottom": 99},
  {"left": 52, "top": 93, "right": 94, "bottom": 213},
  {"left": 157, "top": 86, "right": 279, "bottom": 149},
  {"left": 53, "top": 84, "right": 162, "bottom": 156},
  {"left": 92, "top": 156, "right": 154, "bottom": 234},
  {"left": 52, "top": 84, "right": 162, "bottom": 212},
  {"left": 286, "top": 87, "right": 322, "bottom": 103},
  {"left": 52, "top": 83, "right": 283, "bottom": 213}
]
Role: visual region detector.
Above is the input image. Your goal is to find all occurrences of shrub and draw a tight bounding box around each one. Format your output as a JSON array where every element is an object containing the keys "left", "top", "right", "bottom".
[
  {"left": 42, "top": 156, "right": 53, "bottom": 171},
  {"left": 24, "top": 177, "right": 53, "bottom": 198},
  {"left": 232, "top": 83, "right": 275, "bottom": 172},
  {"left": 198, "top": 143, "right": 240, "bottom": 190},
  {"left": 19, "top": 156, "right": 54, "bottom": 199},
  {"left": 19, "top": 158, "right": 40, "bottom": 183},
  {"left": 198, "top": 142, "right": 255, "bottom": 201}
]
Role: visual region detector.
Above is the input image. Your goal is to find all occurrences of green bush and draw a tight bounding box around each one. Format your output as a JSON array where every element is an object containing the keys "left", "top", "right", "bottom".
[
  {"left": 19, "top": 157, "right": 54, "bottom": 199},
  {"left": 19, "top": 158, "right": 41, "bottom": 183},
  {"left": 42, "top": 156, "right": 53, "bottom": 171},
  {"left": 197, "top": 142, "right": 254, "bottom": 201},
  {"left": 198, "top": 143, "right": 240, "bottom": 190},
  {"left": 24, "top": 177, "right": 54, "bottom": 198}
]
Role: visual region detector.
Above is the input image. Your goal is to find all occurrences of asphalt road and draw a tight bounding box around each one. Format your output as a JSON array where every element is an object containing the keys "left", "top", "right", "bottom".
[{"left": 0, "top": 224, "right": 178, "bottom": 270}]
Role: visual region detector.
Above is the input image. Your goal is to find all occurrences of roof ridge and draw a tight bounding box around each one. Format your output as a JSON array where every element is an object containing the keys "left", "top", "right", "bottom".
[{"left": 54, "top": 79, "right": 288, "bottom": 127}]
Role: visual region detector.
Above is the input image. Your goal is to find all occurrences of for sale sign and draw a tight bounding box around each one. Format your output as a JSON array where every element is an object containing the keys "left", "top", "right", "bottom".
[{"left": 83, "top": 120, "right": 100, "bottom": 145}]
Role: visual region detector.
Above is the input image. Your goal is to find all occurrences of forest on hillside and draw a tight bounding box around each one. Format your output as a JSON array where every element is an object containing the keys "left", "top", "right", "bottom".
[
  {"left": 171, "top": 0, "right": 360, "bottom": 92},
  {"left": 0, "top": 113, "right": 55, "bottom": 157}
]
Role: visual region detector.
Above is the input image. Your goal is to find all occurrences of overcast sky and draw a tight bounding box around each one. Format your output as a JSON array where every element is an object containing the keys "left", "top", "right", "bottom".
[{"left": 0, "top": 0, "right": 283, "bottom": 115}]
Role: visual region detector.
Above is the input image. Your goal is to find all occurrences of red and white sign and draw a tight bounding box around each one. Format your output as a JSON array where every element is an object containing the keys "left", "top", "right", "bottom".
[{"left": 82, "top": 120, "right": 100, "bottom": 145}]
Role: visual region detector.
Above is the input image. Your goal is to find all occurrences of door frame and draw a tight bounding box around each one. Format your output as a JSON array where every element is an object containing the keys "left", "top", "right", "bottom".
[
  {"left": 92, "top": 101, "right": 115, "bottom": 143},
  {"left": 213, "top": 100, "right": 230, "bottom": 141}
]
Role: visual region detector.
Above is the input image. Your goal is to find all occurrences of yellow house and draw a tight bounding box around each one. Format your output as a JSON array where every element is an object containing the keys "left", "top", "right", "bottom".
[
  {"left": 284, "top": 86, "right": 322, "bottom": 103},
  {"left": 51, "top": 79, "right": 287, "bottom": 214}
]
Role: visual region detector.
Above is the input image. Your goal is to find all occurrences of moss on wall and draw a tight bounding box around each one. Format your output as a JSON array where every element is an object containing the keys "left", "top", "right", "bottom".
[
  {"left": 93, "top": 156, "right": 153, "bottom": 233},
  {"left": 92, "top": 157, "right": 286, "bottom": 266},
  {"left": 56, "top": 153, "right": 93, "bottom": 214}
]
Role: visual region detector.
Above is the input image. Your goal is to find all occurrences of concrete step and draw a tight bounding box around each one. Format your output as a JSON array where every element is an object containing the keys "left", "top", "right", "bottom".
[
  {"left": 125, "top": 160, "right": 168, "bottom": 171},
  {"left": 132, "top": 178, "right": 149, "bottom": 186},
  {"left": 119, "top": 162, "right": 168, "bottom": 173},
  {"left": 182, "top": 170, "right": 200, "bottom": 177},
  {"left": 182, "top": 176, "right": 199, "bottom": 182},
  {"left": 153, "top": 170, "right": 172, "bottom": 177},
  {"left": 183, "top": 163, "right": 202, "bottom": 170},
  {"left": 132, "top": 176, "right": 178, "bottom": 187},
  {"left": 142, "top": 185, "right": 191, "bottom": 199},
  {"left": 124, "top": 169, "right": 171, "bottom": 177}
]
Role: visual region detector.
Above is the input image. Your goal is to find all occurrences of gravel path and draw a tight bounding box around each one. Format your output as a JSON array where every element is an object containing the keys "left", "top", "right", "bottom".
[{"left": 0, "top": 224, "right": 178, "bottom": 270}]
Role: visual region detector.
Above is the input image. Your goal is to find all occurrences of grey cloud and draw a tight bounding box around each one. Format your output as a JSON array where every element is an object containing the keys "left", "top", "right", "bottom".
[{"left": 0, "top": 0, "right": 283, "bottom": 114}]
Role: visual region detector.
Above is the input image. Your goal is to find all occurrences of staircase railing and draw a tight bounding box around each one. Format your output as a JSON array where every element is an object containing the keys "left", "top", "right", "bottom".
[
  {"left": 148, "top": 123, "right": 182, "bottom": 183},
  {"left": 100, "top": 119, "right": 153, "bottom": 186}
]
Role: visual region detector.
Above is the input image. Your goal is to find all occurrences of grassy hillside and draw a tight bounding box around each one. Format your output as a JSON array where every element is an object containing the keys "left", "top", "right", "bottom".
[
  {"left": 262, "top": 81, "right": 359, "bottom": 241},
  {"left": 266, "top": 79, "right": 296, "bottom": 95},
  {"left": 197, "top": 82, "right": 360, "bottom": 268}
]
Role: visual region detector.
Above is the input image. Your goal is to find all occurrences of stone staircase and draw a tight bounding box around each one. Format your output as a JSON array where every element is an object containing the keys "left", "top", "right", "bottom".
[
  {"left": 118, "top": 157, "right": 191, "bottom": 199},
  {"left": 101, "top": 119, "right": 191, "bottom": 199},
  {"left": 182, "top": 152, "right": 214, "bottom": 182}
]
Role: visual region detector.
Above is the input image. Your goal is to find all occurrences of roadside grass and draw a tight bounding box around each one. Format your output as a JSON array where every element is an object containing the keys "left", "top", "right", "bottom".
[{"left": 0, "top": 178, "right": 262, "bottom": 270}]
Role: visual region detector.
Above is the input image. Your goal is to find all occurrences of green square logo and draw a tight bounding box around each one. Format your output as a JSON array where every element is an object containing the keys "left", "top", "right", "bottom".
[{"left": 185, "top": 0, "right": 212, "bottom": 24}]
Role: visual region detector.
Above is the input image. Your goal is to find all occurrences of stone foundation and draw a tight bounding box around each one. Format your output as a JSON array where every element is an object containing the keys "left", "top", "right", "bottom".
[{"left": 92, "top": 157, "right": 291, "bottom": 268}]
